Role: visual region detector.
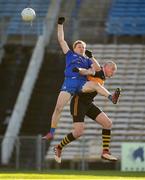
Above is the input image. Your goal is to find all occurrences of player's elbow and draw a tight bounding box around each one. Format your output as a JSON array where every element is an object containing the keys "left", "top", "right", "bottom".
[{"left": 58, "top": 39, "right": 64, "bottom": 46}]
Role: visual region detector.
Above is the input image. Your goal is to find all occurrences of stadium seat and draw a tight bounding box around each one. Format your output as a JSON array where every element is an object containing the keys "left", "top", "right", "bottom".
[{"left": 106, "top": 0, "right": 145, "bottom": 35}]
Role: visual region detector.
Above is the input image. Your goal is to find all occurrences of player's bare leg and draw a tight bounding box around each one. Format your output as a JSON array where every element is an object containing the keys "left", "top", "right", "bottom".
[
  {"left": 51, "top": 91, "right": 71, "bottom": 127},
  {"left": 53, "top": 122, "right": 83, "bottom": 163},
  {"left": 82, "top": 81, "right": 111, "bottom": 97},
  {"left": 82, "top": 81, "right": 121, "bottom": 104},
  {"left": 43, "top": 91, "right": 71, "bottom": 140}
]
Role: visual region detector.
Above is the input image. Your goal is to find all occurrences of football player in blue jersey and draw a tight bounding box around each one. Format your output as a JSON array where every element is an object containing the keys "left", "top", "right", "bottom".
[{"left": 43, "top": 17, "right": 120, "bottom": 140}]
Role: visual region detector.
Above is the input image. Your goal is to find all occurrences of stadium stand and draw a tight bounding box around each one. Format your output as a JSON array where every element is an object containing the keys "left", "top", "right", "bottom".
[
  {"left": 106, "top": 0, "right": 145, "bottom": 35},
  {"left": 0, "top": 45, "right": 33, "bottom": 135}
]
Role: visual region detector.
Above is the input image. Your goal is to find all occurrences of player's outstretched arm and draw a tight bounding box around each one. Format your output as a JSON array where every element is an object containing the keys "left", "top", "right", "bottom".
[
  {"left": 85, "top": 50, "right": 101, "bottom": 71},
  {"left": 57, "top": 17, "right": 69, "bottom": 54}
]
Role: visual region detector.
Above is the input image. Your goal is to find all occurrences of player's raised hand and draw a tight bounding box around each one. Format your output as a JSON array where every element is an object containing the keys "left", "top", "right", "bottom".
[
  {"left": 85, "top": 49, "right": 93, "bottom": 58},
  {"left": 58, "top": 17, "right": 65, "bottom": 24}
]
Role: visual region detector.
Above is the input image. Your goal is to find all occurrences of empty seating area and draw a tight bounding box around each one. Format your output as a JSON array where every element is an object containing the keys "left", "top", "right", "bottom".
[
  {"left": 0, "top": 45, "right": 33, "bottom": 135},
  {"left": 46, "top": 44, "right": 145, "bottom": 164},
  {"left": 106, "top": 0, "right": 145, "bottom": 35},
  {"left": 0, "top": 0, "right": 50, "bottom": 36}
]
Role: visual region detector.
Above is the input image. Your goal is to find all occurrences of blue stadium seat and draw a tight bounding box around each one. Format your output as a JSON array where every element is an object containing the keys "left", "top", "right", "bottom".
[{"left": 106, "top": 0, "right": 145, "bottom": 35}]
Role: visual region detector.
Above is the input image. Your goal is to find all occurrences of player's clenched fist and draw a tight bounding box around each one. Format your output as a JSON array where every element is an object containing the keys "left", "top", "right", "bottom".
[
  {"left": 85, "top": 49, "right": 93, "bottom": 58},
  {"left": 58, "top": 17, "right": 65, "bottom": 25}
]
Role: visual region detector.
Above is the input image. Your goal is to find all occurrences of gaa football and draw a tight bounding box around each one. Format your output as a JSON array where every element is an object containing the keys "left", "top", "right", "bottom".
[{"left": 21, "top": 8, "right": 36, "bottom": 22}]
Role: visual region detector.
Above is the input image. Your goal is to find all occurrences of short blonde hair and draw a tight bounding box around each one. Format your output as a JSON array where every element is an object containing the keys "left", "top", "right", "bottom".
[{"left": 73, "top": 40, "right": 86, "bottom": 49}]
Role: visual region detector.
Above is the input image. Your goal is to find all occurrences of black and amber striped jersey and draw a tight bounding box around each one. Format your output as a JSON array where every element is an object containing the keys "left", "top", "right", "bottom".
[{"left": 87, "top": 67, "right": 105, "bottom": 85}]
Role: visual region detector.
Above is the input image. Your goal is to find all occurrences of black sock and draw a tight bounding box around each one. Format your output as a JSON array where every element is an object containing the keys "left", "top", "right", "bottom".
[
  {"left": 102, "top": 129, "right": 111, "bottom": 152},
  {"left": 59, "top": 133, "right": 76, "bottom": 149}
]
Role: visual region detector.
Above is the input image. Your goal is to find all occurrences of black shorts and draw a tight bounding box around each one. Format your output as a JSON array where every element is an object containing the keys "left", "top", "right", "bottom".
[{"left": 70, "top": 95, "right": 102, "bottom": 122}]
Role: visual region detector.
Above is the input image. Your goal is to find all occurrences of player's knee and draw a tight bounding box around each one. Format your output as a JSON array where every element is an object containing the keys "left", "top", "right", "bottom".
[{"left": 105, "top": 120, "right": 112, "bottom": 129}]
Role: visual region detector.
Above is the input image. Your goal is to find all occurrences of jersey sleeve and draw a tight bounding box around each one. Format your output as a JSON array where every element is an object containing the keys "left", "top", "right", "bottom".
[{"left": 65, "top": 50, "right": 73, "bottom": 58}]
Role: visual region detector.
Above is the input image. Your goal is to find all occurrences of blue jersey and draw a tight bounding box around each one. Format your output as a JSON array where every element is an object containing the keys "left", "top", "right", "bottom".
[
  {"left": 64, "top": 50, "right": 92, "bottom": 80},
  {"left": 61, "top": 50, "right": 92, "bottom": 94}
]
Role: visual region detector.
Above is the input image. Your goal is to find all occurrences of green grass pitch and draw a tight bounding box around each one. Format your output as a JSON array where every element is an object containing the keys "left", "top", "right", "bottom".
[{"left": 0, "top": 170, "right": 145, "bottom": 180}]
